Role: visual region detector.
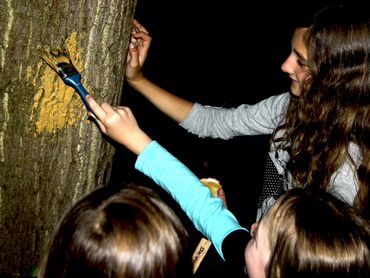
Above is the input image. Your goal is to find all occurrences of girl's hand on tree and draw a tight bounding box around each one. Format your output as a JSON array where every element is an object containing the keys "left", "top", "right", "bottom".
[
  {"left": 86, "top": 95, "right": 152, "bottom": 155},
  {"left": 126, "top": 19, "right": 152, "bottom": 83}
]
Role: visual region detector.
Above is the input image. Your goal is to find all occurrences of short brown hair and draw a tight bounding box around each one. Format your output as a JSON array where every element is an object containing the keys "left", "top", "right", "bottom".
[
  {"left": 266, "top": 188, "right": 370, "bottom": 277},
  {"left": 39, "top": 183, "right": 192, "bottom": 277}
]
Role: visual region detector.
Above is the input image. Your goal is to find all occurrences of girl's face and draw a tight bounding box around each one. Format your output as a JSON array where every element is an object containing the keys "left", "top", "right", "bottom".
[
  {"left": 244, "top": 218, "right": 270, "bottom": 278},
  {"left": 281, "top": 27, "right": 309, "bottom": 96}
]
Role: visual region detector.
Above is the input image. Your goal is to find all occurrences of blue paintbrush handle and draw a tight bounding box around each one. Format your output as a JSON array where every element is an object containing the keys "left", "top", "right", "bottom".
[{"left": 63, "top": 74, "right": 93, "bottom": 113}]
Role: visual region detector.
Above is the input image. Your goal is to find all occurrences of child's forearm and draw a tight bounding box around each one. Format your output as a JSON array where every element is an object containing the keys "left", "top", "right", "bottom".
[
  {"left": 135, "top": 140, "right": 247, "bottom": 259},
  {"left": 129, "top": 77, "right": 194, "bottom": 123}
]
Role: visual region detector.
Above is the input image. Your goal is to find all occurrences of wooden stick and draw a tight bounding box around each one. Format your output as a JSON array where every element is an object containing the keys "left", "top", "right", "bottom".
[{"left": 192, "top": 237, "right": 212, "bottom": 273}]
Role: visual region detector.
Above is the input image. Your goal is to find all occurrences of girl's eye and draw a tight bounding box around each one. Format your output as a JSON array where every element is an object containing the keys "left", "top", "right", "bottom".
[{"left": 297, "top": 59, "right": 307, "bottom": 67}]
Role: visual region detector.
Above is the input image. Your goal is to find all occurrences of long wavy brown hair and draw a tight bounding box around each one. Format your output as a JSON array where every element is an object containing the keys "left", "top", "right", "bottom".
[{"left": 275, "top": 5, "right": 370, "bottom": 217}]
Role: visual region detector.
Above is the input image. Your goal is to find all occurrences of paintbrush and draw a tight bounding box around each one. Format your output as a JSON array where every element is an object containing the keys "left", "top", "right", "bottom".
[{"left": 42, "top": 46, "right": 94, "bottom": 114}]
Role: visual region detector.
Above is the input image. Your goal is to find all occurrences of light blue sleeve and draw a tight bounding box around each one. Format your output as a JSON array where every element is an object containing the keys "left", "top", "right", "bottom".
[{"left": 135, "top": 140, "right": 248, "bottom": 259}]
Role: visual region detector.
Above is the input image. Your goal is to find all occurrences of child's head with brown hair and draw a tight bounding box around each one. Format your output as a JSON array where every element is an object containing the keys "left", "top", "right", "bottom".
[
  {"left": 245, "top": 188, "right": 370, "bottom": 278},
  {"left": 39, "top": 183, "right": 192, "bottom": 278}
]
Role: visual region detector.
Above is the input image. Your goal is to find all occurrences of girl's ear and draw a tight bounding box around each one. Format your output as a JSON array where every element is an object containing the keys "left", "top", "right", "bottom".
[{"left": 250, "top": 222, "right": 258, "bottom": 237}]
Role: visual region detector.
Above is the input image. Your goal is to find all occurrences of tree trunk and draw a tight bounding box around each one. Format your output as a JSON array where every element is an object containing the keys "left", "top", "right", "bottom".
[{"left": 0, "top": 0, "right": 136, "bottom": 276}]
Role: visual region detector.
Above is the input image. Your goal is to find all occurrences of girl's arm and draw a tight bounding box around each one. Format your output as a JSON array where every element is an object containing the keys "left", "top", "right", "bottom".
[{"left": 86, "top": 96, "right": 247, "bottom": 259}]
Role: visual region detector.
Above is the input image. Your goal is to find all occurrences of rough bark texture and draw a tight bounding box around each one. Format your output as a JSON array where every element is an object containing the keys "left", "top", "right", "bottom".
[{"left": 0, "top": 0, "right": 136, "bottom": 276}]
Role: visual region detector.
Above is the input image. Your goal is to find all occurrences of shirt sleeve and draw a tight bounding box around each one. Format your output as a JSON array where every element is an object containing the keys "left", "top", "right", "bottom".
[
  {"left": 135, "top": 140, "right": 248, "bottom": 259},
  {"left": 180, "top": 92, "right": 290, "bottom": 139},
  {"left": 222, "top": 230, "right": 251, "bottom": 275}
]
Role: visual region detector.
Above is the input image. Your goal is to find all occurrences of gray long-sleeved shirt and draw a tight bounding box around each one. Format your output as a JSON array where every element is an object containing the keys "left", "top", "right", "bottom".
[{"left": 180, "top": 92, "right": 360, "bottom": 221}]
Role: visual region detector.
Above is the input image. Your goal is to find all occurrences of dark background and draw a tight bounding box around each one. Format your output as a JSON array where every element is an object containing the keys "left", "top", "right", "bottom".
[
  {"left": 110, "top": 1, "right": 354, "bottom": 277},
  {"left": 116, "top": 0, "right": 294, "bottom": 222}
]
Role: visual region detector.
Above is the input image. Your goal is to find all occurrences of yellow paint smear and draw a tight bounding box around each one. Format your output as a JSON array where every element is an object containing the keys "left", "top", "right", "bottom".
[{"left": 30, "top": 32, "right": 90, "bottom": 135}]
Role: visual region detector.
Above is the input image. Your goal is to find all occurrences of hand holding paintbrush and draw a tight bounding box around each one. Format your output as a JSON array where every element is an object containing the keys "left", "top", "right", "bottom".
[{"left": 42, "top": 46, "right": 94, "bottom": 115}]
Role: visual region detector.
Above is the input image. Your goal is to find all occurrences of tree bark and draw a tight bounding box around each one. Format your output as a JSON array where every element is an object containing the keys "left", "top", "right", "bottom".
[{"left": 0, "top": 0, "right": 136, "bottom": 276}]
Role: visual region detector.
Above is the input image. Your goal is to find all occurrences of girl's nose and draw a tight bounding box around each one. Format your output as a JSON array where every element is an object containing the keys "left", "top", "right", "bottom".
[{"left": 280, "top": 53, "right": 293, "bottom": 74}]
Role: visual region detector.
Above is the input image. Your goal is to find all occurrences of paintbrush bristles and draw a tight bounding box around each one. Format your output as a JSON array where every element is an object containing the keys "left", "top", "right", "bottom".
[
  {"left": 42, "top": 47, "right": 72, "bottom": 72},
  {"left": 42, "top": 54, "right": 59, "bottom": 72}
]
